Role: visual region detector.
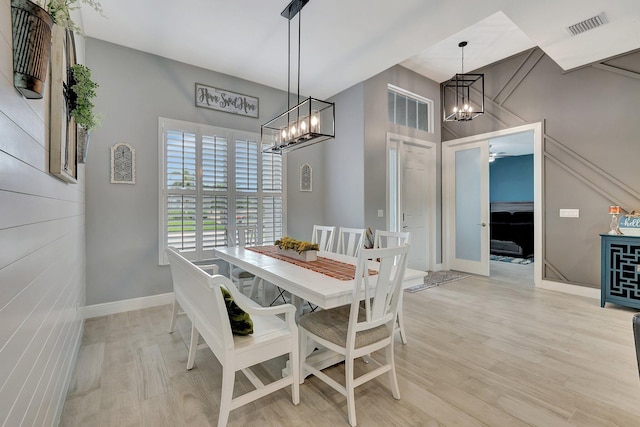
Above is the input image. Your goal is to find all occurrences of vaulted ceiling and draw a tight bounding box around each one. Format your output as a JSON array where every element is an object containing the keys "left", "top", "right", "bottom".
[{"left": 81, "top": 0, "right": 640, "bottom": 99}]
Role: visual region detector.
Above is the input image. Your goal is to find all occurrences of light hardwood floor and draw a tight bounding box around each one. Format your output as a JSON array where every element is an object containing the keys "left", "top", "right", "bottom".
[{"left": 60, "top": 268, "right": 640, "bottom": 426}]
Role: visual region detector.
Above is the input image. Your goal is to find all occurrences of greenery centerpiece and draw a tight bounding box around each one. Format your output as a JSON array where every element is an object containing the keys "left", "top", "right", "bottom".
[{"left": 275, "top": 237, "right": 319, "bottom": 262}]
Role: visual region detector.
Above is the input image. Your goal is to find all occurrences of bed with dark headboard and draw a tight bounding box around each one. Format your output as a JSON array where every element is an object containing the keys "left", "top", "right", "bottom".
[{"left": 490, "top": 202, "right": 534, "bottom": 257}]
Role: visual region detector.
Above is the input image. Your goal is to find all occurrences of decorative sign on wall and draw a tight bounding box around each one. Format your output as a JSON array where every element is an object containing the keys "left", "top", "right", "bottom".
[
  {"left": 195, "top": 83, "right": 259, "bottom": 118},
  {"left": 300, "top": 164, "right": 312, "bottom": 192},
  {"left": 111, "top": 142, "right": 135, "bottom": 184}
]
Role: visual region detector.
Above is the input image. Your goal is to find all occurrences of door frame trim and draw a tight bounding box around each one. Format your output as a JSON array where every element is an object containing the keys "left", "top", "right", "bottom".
[
  {"left": 386, "top": 133, "right": 437, "bottom": 271},
  {"left": 442, "top": 122, "right": 542, "bottom": 285}
]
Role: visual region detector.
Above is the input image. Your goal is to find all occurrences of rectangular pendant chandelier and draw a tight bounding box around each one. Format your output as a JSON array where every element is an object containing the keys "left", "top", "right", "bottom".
[
  {"left": 261, "top": 97, "right": 335, "bottom": 154},
  {"left": 442, "top": 41, "right": 485, "bottom": 122},
  {"left": 442, "top": 73, "right": 485, "bottom": 122},
  {"left": 261, "top": 0, "right": 335, "bottom": 154}
]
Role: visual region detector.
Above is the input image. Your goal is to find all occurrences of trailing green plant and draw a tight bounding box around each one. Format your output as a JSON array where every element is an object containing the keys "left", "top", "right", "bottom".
[
  {"left": 38, "top": 0, "right": 103, "bottom": 35},
  {"left": 69, "top": 63, "right": 100, "bottom": 130}
]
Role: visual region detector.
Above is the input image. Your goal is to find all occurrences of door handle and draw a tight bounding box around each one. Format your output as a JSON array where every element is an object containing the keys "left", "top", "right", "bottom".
[
  {"left": 403, "top": 225, "right": 408, "bottom": 229},
  {"left": 476, "top": 223, "right": 487, "bottom": 227}
]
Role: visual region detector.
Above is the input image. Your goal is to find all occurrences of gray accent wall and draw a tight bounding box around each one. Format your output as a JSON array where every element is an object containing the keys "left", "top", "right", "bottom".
[
  {"left": 443, "top": 48, "right": 640, "bottom": 288},
  {"left": 85, "top": 38, "right": 290, "bottom": 305},
  {"left": 0, "top": 3, "right": 85, "bottom": 424}
]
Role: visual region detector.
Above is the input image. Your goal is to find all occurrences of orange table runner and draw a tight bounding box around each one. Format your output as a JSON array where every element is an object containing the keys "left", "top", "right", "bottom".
[{"left": 245, "top": 245, "right": 375, "bottom": 281}]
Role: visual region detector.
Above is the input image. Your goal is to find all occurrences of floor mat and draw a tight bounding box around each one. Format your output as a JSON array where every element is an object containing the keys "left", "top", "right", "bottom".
[{"left": 405, "top": 271, "right": 469, "bottom": 293}]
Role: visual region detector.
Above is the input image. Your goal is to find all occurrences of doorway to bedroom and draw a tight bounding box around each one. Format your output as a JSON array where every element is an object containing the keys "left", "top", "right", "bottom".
[
  {"left": 488, "top": 131, "right": 534, "bottom": 286},
  {"left": 442, "top": 122, "right": 541, "bottom": 287}
]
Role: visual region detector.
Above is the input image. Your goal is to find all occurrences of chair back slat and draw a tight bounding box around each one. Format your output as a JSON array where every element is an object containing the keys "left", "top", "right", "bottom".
[
  {"left": 373, "top": 230, "right": 411, "bottom": 249},
  {"left": 337, "top": 227, "right": 366, "bottom": 257},
  {"left": 349, "top": 245, "right": 409, "bottom": 343},
  {"left": 228, "top": 225, "right": 258, "bottom": 247},
  {"left": 311, "top": 225, "right": 336, "bottom": 252},
  {"left": 166, "top": 247, "right": 234, "bottom": 356}
]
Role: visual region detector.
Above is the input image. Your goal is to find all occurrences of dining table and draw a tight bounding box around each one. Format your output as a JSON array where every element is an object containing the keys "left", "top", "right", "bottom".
[
  {"left": 214, "top": 244, "right": 427, "bottom": 376},
  {"left": 213, "top": 245, "right": 427, "bottom": 311}
]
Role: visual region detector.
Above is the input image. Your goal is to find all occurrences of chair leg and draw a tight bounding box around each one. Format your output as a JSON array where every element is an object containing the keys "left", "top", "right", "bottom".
[
  {"left": 249, "top": 277, "right": 263, "bottom": 303},
  {"left": 218, "top": 365, "right": 235, "bottom": 427},
  {"left": 299, "top": 329, "right": 307, "bottom": 384},
  {"left": 168, "top": 299, "right": 180, "bottom": 333},
  {"left": 398, "top": 296, "right": 408, "bottom": 345},
  {"left": 187, "top": 323, "right": 199, "bottom": 370},
  {"left": 345, "top": 356, "right": 357, "bottom": 427},
  {"left": 291, "top": 330, "right": 300, "bottom": 405},
  {"left": 386, "top": 343, "right": 400, "bottom": 400}
]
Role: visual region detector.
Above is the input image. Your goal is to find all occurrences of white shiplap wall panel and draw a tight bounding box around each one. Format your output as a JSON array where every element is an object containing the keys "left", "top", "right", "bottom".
[
  {"left": 0, "top": 217, "right": 77, "bottom": 270},
  {"left": 0, "top": 190, "right": 83, "bottom": 230},
  {"left": 0, "top": 154, "right": 82, "bottom": 199},
  {"left": 0, "top": 0, "right": 85, "bottom": 424},
  {"left": 0, "top": 111, "right": 48, "bottom": 170},
  {"left": 1, "top": 264, "right": 80, "bottom": 425},
  {"left": 0, "top": 238, "right": 75, "bottom": 363}
]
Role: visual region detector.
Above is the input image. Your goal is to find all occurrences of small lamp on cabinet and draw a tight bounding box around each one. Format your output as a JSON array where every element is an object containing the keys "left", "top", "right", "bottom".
[{"left": 608, "top": 205, "right": 621, "bottom": 235}]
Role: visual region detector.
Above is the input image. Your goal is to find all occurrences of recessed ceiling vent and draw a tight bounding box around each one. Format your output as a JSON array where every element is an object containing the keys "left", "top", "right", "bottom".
[{"left": 566, "top": 12, "right": 608, "bottom": 36}]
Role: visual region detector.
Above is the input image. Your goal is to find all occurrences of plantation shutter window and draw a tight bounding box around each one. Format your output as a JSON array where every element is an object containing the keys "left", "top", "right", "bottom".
[{"left": 159, "top": 118, "right": 285, "bottom": 264}]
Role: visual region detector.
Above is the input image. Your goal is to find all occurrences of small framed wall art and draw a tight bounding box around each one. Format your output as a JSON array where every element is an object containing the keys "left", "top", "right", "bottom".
[
  {"left": 111, "top": 142, "right": 135, "bottom": 184},
  {"left": 300, "top": 163, "right": 312, "bottom": 192}
]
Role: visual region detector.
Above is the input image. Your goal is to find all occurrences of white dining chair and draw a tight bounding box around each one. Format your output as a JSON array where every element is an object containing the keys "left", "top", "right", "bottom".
[
  {"left": 373, "top": 230, "right": 412, "bottom": 345},
  {"left": 311, "top": 225, "right": 336, "bottom": 252},
  {"left": 299, "top": 244, "right": 410, "bottom": 427},
  {"left": 336, "top": 227, "right": 366, "bottom": 257},
  {"left": 227, "top": 225, "right": 259, "bottom": 296}
]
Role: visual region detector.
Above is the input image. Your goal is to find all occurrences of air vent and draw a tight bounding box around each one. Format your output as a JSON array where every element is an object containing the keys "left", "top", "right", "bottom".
[{"left": 566, "top": 12, "right": 608, "bottom": 36}]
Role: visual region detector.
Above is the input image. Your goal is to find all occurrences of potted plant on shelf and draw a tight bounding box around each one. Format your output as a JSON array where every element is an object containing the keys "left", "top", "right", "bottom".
[
  {"left": 275, "top": 237, "right": 319, "bottom": 262},
  {"left": 69, "top": 63, "right": 100, "bottom": 163},
  {"left": 10, "top": 0, "right": 103, "bottom": 98}
]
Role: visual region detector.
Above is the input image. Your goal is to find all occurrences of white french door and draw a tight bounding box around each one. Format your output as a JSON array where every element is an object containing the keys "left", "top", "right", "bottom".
[{"left": 443, "top": 139, "right": 490, "bottom": 276}]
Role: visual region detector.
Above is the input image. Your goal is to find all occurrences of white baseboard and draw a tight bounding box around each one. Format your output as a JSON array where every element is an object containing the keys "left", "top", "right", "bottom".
[
  {"left": 537, "top": 279, "right": 599, "bottom": 300},
  {"left": 431, "top": 263, "right": 444, "bottom": 272},
  {"left": 82, "top": 292, "right": 174, "bottom": 319}
]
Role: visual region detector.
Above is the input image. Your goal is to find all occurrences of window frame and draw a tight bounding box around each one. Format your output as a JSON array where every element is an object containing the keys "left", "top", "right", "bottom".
[
  {"left": 387, "top": 84, "right": 434, "bottom": 133},
  {"left": 158, "top": 117, "right": 286, "bottom": 265}
]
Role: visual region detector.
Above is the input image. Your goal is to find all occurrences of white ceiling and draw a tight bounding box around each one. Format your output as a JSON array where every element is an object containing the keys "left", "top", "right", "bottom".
[{"left": 80, "top": 0, "right": 640, "bottom": 100}]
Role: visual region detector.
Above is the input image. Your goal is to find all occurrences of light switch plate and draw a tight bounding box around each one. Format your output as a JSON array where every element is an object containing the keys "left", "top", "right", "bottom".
[
  {"left": 377, "top": 209, "right": 384, "bottom": 218},
  {"left": 559, "top": 209, "right": 579, "bottom": 218}
]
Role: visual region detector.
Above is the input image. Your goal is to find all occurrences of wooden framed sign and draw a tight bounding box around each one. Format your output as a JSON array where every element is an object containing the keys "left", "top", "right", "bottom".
[
  {"left": 195, "top": 83, "right": 259, "bottom": 118},
  {"left": 49, "top": 26, "right": 77, "bottom": 183}
]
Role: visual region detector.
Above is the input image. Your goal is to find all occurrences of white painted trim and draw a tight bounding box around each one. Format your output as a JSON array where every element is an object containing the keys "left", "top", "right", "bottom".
[
  {"left": 386, "top": 133, "right": 437, "bottom": 271},
  {"left": 537, "top": 279, "right": 599, "bottom": 300},
  {"left": 82, "top": 292, "right": 174, "bottom": 319},
  {"left": 442, "top": 122, "right": 543, "bottom": 285}
]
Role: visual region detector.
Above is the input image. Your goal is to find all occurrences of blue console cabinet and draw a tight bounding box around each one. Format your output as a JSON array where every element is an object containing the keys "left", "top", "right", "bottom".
[{"left": 601, "top": 234, "right": 640, "bottom": 309}]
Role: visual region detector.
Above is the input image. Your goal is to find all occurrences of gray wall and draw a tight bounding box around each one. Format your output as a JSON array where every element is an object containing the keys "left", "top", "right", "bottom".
[
  {"left": 0, "top": 4, "right": 85, "bottom": 424},
  {"left": 443, "top": 48, "right": 640, "bottom": 288},
  {"left": 363, "top": 65, "right": 442, "bottom": 262},
  {"left": 85, "top": 39, "right": 290, "bottom": 304}
]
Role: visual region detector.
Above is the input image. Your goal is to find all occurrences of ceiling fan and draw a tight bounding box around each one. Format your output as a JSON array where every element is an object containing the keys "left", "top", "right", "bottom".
[{"left": 489, "top": 145, "right": 516, "bottom": 162}]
